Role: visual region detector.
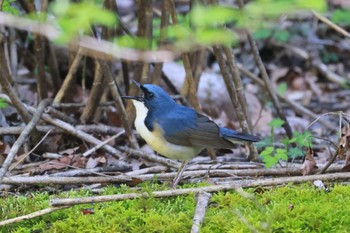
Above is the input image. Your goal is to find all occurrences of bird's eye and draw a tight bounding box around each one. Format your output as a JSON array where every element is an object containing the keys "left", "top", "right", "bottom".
[{"left": 146, "top": 92, "right": 154, "bottom": 99}]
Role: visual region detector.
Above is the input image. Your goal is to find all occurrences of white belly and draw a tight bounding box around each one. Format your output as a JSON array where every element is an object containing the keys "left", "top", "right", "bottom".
[{"left": 132, "top": 100, "right": 201, "bottom": 161}]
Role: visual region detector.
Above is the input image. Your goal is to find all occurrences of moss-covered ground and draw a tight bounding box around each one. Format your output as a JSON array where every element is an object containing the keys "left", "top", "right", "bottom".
[{"left": 1, "top": 182, "right": 350, "bottom": 232}]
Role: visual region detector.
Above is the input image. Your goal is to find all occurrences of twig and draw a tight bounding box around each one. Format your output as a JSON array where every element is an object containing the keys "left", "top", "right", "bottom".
[
  {"left": 0, "top": 99, "right": 52, "bottom": 181},
  {"left": 50, "top": 172, "right": 350, "bottom": 207},
  {"left": 0, "top": 12, "right": 174, "bottom": 62},
  {"left": 45, "top": 106, "right": 77, "bottom": 125},
  {"left": 82, "top": 130, "right": 125, "bottom": 157},
  {"left": 237, "top": 0, "right": 294, "bottom": 140},
  {"left": 24, "top": 104, "right": 126, "bottom": 159},
  {"left": 0, "top": 206, "right": 69, "bottom": 227},
  {"left": 0, "top": 32, "right": 32, "bottom": 123},
  {"left": 312, "top": 10, "right": 350, "bottom": 39},
  {"left": 80, "top": 59, "right": 106, "bottom": 123},
  {"left": 238, "top": 65, "right": 337, "bottom": 131},
  {"left": 102, "top": 62, "right": 139, "bottom": 149},
  {"left": 119, "top": 146, "right": 180, "bottom": 169},
  {"left": 212, "top": 45, "right": 258, "bottom": 161},
  {"left": 9, "top": 129, "right": 53, "bottom": 172},
  {"left": 150, "top": 0, "right": 169, "bottom": 84},
  {"left": 49, "top": 165, "right": 130, "bottom": 177},
  {"left": 191, "top": 192, "right": 212, "bottom": 233},
  {"left": 0, "top": 125, "right": 125, "bottom": 135},
  {"left": 168, "top": 0, "right": 200, "bottom": 110},
  {"left": 125, "top": 165, "right": 169, "bottom": 176},
  {"left": 2, "top": 175, "right": 131, "bottom": 185},
  {"left": 53, "top": 48, "right": 84, "bottom": 103}
]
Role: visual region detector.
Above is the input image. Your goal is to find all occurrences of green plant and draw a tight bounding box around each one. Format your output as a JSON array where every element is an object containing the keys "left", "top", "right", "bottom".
[
  {"left": 49, "top": 0, "right": 118, "bottom": 43},
  {"left": 257, "top": 118, "right": 313, "bottom": 168},
  {"left": 1, "top": 0, "right": 19, "bottom": 15},
  {"left": 0, "top": 98, "right": 8, "bottom": 108}
]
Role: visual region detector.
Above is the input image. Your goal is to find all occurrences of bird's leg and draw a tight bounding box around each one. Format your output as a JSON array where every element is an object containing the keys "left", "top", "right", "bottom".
[{"left": 171, "top": 161, "right": 188, "bottom": 188}]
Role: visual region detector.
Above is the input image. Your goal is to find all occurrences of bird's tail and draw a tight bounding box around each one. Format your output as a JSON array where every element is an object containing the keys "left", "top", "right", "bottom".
[{"left": 220, "top": 128, "right": 260, "bottom": 143}]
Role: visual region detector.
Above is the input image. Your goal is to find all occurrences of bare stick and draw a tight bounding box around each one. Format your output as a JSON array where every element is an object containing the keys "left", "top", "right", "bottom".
[
  {"left": 238, "top": 66, "right": 337, "bottom": 131},
  {"left": 0, "top": 125, "right": 124, "bottom": 135},
  {"left": 2, "top": 175, "right": 131, "bottom": 185},
  {"left": 119, "top": 146, "right": 180, "bottom": 169},
  {"left": 80, "top": 59, "right": 106, "bottom": 123},
  {"left": 53, "top": 48, "right": 83, "bottom": 103},
  {"left": 312, "top": 10, "right": 350, "bottom": 39},
  {"left": 0, "top": 33, "right": 31, "bottom": 123},
  {"left": 0, "top": 12, "right": 174, "bottom": 62},
  {"left": 9, "top": 129, "right": 52, "bottom": 172},
  {"left": 191, "top": 192, "right": 212, "bottom": 233},
  {"left": 82, "top": 130, "right": 125, "bottom": 157},
  {"left": 24, "top": 104, "right": 126, "bottom": 159},
  {"left": 0, "top": 99, "right": 52, "bottom": 181},
  {"left": 50, "top": 172, "right": 350, "bottom": 207},
  {"left": 0, "top": 206, "right": 69, "bottom": 227},
  {"left": 168, "top": 0, "right": 200, "bottom": 109}
]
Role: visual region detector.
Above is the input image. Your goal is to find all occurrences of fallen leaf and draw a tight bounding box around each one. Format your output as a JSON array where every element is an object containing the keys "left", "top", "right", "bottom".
[
  {"left": 338, "top": 124, "right": 350, "bottom": 159},
  {"left": 301, "top": 147, "right": 317, "bottom": 175},
  {"left": 80, "top": 208, "right": 94, "bottom": 215}
]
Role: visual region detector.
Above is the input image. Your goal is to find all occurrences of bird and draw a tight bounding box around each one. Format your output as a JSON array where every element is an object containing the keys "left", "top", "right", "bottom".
[{"left": 122, "top": 80, "right": 260, "bottom": 187}]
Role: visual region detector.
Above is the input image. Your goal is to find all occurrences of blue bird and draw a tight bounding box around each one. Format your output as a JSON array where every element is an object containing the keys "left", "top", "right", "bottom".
[{"left": 123, "top": 81, "right": 260, "bottom": 187}]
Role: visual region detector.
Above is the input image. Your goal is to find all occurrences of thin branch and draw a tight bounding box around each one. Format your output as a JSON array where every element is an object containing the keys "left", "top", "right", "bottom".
[
  {"left": 0, "top": 99, "right": 52, "bottom": 181},
  {"left": 53, "top": 48, "right": 84, "bottom": 103},
  {"left": 238, "top": 65, "right": 337, "bottom": 131},
  {"left": 168, "top": 0, "right": 200, "bottom": 110},
  {"left": 0, "top": 206, "right": 69, "bottom": 227},
  {"left": 82, "top": 130, "right": 125, "bottom": 157},
  {"left": 191, "top": 192, "right": 212, "bottom": 233},
  {"left": 2, "top": 175, "right": 132, "bottom": 185},
  {"left": 0, "top": 12, "right": 175, "bottom": 62},
  {"left": 0, "top": 32, "right": 32, "bottom": 123},
  {"left": 312, "top": 10, "right": 350, "bottom": 39},
  {"left": 24, "top": 103, "right": 126, "bottom": 159},
  {"left": 50, "top": 172, "right": 350, "bottom": 207},
  {"left": 0, "top": 125, "right": 124, "bottom": 135}
]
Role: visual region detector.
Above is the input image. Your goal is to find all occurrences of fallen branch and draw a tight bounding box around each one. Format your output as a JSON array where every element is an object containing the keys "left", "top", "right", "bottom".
[
  {"left": 50, "top": 172, "right": 350, "bottom": 207},
  {"left": 0, "top": 206, "right": 69, "bottom": 227},
  {"left": 2, "top": 175, "right": 131, "bottom": 184},
  {"left": 0, "top": 99, "right": 51, "bottom": 181},
  {"left": 191, "top": 192, "right": 212, "bottom": 233},
  {"left": 0, "top": 125, "right": 124, "bottom": 135}
]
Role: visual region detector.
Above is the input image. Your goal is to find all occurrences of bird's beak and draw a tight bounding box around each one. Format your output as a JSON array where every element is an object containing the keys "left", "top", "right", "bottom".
[
  {"left": 121, "top": 80, "right": 144, "bottom": 101},
  {"left": 121, "top": 96, "right": 145, "bottom": 102}
]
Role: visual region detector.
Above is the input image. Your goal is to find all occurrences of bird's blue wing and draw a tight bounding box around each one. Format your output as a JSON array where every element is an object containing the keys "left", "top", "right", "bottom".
[{"left": 158, "top": 106, "right": 235, "bottom": 148}]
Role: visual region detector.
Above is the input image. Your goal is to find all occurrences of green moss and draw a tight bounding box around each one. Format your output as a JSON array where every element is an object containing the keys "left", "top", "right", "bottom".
[{"left": 1, "top": 183, "right": 350, "bottom": 232}]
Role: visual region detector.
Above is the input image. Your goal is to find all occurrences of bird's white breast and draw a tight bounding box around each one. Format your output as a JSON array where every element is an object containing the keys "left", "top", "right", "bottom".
[{"left": 132, "top": 100, "right": 201, "bottom": 161}]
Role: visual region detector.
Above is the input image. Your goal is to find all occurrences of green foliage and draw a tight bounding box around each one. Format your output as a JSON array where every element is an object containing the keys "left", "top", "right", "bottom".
[
  {"left": 253, "top": 28, "right": 292, "bottom": 42},
  {"left": 259, "top": 119, "right": 313, "bottom": 168},
  {"left": 332, "top": 9, "right": 350, "bottom": 25},
  {"left": 0, "top": 98, "right": 8, "bottom": 108},
  {"left": 2, "top": 184, "right": 350, "bottom": 232},
  {"left": 165, "top": 0, "right": 325, "bottom": 50},
  {"left": 1, "top": 0, "right": 19, "bottom": 15},
  {"left": 49, "top": 0, "right": 117, "bottom": 43}
]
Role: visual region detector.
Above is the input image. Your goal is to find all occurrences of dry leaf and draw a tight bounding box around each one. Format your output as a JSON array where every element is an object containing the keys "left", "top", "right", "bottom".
[
  {"left": 301, "top": 147, "right": 317, "bottom": 175},
  {"left": 338, "top": 124, "right": 350, "bottom": 159}
]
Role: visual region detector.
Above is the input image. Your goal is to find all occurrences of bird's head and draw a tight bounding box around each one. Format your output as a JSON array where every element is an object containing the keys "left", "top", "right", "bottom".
[{"left": 122, "top": 81, "right": 176, "bottom": 112}]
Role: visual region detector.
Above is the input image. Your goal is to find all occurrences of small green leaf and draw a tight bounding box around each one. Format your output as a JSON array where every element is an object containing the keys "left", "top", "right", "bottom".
[
  {"left": 332, "top": 10, "right": 350, "bottom": 25},
  {"left": 275, "top": 148, "right": 288, "bottom": 160},
  {"left": 191, "top": 5, "right": 239, "bottom": 27},
  {"left": 0, "top": 98, "right": 8, "bottom": 108},
  {"left": 195, "top": 29, "right": 237, "bottom": 46},
  {"left": 277, "top": 82, "right": 287, "bottom": 95},
  {"left": 288, "top": 147, "right": 304, "bottom": 158},
  {"left": 268, "top": 118, "right": 285, "bottom": 128},
  {"left": 260, "top": 146, "right": 274, "bottom": 157}
]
